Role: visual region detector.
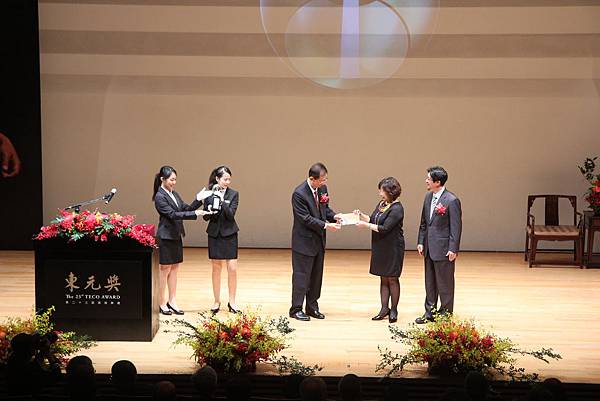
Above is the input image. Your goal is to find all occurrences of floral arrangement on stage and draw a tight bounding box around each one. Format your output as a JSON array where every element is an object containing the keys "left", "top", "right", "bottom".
[
  {"left": 578, "top": 156, "right": 600, "bottom": 216},
  {"left": 166, "top": 310, "right": 322, "bottom": 375},
  {"left": 35, "top": 210, "right": 156, "bottom": 247},
  {"left": 377, "top": 313, "right": 561, "bottom": 381},
  {"left": 0, "top": 307, "right": 96, "bottom": 369}
]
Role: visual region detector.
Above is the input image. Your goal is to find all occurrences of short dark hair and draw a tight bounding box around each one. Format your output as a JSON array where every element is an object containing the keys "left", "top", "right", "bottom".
[
  {"left": 338, "top": 374, "right": 361, "bottom": 401},
  {"left": 111, "top": 360, "right": 137, "bottom": 390},
  {"left": 427, "top": 166, "right": 448, "bottom": 186},
  {"left": 300, "top": 377, "right": 327, "bottom": 401},
  {"left": 154, "top": 381, "right": 176, "bottom": 401},
  {"left": 378, "top": 177, "right": 402, "bottom": 202},
  {"left": 308, "top": 163, "right": 328, "bottom": 179},
  {"left": 191, "top": 365, "right": 218, "bottom": 397}
]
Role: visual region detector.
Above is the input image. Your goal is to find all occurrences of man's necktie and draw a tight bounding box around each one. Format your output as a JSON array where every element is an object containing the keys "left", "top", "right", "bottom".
[{"left": 430, "top": 195, "right": 438, "bottom": 219}]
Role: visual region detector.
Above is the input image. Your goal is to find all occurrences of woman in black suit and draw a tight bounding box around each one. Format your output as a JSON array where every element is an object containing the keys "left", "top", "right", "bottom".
[
  {"left": 153, "top": 165, "right": 211, "bottom": 316},
  {"left": 355, "top": 177, "right": 405, "bottom": 323},
  {"left": 203, "top": 166, "right": 241, "bottom": 314}
]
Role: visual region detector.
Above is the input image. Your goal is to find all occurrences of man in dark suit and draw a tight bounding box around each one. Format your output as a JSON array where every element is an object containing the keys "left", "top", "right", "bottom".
[
  {"left": 290, "top": 163, "right": 342, "bottom": 321},
  {"left": 416, "top": 166, "right": 462, "bottom": 324}
]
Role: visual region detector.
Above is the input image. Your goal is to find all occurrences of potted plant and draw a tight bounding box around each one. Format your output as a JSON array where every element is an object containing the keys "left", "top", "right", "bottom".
[
  {"left": 377, "top": 313, "right": 561, "bottom": 381},
  {"left": 578, "top": 157, "right": 600, "bottom": 216}
]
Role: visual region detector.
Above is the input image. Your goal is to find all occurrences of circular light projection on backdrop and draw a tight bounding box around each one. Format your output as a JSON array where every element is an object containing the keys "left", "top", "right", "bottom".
[{"left": 259, "top": 0, "right": 440, "bottom": 89}]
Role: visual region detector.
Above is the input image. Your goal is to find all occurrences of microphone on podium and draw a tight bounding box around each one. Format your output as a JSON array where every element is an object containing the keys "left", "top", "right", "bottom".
[{"left": 104, "top": 188, "right": 117, "bottom": 204}]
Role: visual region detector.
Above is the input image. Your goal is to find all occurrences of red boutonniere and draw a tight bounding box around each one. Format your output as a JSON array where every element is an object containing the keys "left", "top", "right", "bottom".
[
  {"left": 435, "top": 203, "right": 447, "bottom": 215},
  {"left": 319, "top": 193, "right": 329, "bottom": 204}
]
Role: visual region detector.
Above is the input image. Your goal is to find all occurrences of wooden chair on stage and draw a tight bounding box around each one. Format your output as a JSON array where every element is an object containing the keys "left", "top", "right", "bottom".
[{"left": 525, "top": 194, "right": 584, "bottom": 268}]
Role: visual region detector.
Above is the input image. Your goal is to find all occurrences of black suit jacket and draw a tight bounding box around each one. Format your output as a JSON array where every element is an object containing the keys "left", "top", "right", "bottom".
[
  {"left": 417, "top": 189, "right": 462, "bottom": 261},
  {"left": 291, "top": 182, "right": 337, "bottom": 257},
  {"left": 154, "top": 187, "right": 202, "bottom": 240},
  {"left": 203, "top": 188, "right": 240, "bottom": 238}
]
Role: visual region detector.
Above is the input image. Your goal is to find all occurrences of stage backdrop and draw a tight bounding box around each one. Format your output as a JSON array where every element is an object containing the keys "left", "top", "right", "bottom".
[{"left": 39, "top": 0, "right": 600, "bottom": 251}]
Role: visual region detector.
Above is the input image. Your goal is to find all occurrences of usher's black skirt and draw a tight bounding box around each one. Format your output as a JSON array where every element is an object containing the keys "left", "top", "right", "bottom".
[
  {"left": 208, "top": 233, "right": 238, "bottom": 260},
  {"left": 158, "top": 237, "right": 184, "bottom": 265}
]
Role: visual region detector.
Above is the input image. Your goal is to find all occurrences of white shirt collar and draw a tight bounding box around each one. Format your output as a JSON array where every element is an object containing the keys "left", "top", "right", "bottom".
[
  {"left": 161, "top": 185, "right": 179, "bottom": 206},
  {"left": 307, "top": 179, "right": 318, "bottom": 194},
  {"left": 433, "top": 186, "right": 445, "bottom": 199}
]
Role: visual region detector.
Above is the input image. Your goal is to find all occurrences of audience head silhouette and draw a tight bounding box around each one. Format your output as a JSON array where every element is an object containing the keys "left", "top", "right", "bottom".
[
  {"left": 191, "top": 364, "right": 218, "bottom": 400},
  {"left": 66, "top": 355, "right": 96, "bottom": 401},
  {"left": 338, "top": 374, "right": 361, "bottom": 401},
  {"left": 111, "top": 359, "right": 138, "bottom": 394},
  {"left": 300, "top": 377, "right": 327, "bottom": 401},
  {"left": 154, "top": 380, "right": 177, "bottom": 401}
]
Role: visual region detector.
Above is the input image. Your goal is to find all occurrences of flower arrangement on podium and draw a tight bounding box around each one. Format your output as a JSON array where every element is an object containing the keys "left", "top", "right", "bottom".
[
  {"left": 166, "top": 310, "right": 322, "bottom": 375},
  {"left": 377, "top": 313, "right": 561, "bottom": 381},
  {"left": 578, "top": 156, "right": 600, "bottom": 216},
  {"left": 0, "top": 307, "right": 95, "bottom": 369},
  {"left": 35, "top": 210, "right": 156, "bottom": 247}
]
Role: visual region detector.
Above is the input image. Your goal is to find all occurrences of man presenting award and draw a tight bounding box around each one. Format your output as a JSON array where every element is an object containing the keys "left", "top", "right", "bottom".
[
  {"left": 416, "top": 166, "right": 462, "bottom": 324},
  {"left": 290, "top": 163, "right": 342, "bottom": 321}
]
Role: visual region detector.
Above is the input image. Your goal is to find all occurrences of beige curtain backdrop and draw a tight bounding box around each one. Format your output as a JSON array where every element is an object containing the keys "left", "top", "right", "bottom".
[{"left": 38, "top": 0, "right": 600, "bottom": 251}]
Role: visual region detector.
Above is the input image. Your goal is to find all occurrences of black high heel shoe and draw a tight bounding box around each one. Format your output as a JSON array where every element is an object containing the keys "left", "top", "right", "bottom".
[
  {"left": 371, "top": 308, "right": 390, "bottom": 321},
  {"left": 228, "top": 303, "right": 242, "bottom": 314},
  {"left": 167, "top": 302, "right": 184, "bottom": 315},
  {"left": 389, "top": 309, "right": 398, "bottom": 323},
  {"left": 210, "top": 303, "right": 220, "bottom": 314},
  {"left": 159, "top": 305, "right": 172, "bottom": 315}
]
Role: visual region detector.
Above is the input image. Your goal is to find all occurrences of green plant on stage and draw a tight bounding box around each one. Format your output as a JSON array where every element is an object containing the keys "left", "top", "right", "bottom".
[
  {"left": 270, "top": 355, "right": 323, "bottom": 376},
  {"left": 165, "top": 310, "right": 322, "bottom": 374},
  {"left": 0, "top": 307, "right": 96, "bottom": 369},
  {"left": 578, "top": 156, "right": 600, "bottom": 216},
  {"left": 377, "top": 313, "right": 561, "bottom": 382}
]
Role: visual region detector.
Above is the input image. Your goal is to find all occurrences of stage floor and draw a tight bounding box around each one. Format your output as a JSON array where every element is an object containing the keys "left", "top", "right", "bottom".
[{"left": 1, "top": 249, "right": 599, "bottom": 382}]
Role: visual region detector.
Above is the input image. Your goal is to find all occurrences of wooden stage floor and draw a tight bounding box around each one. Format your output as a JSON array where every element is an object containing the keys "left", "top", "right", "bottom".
[{"left": 1, "top": 249, "right": 599, "bottom": 383}]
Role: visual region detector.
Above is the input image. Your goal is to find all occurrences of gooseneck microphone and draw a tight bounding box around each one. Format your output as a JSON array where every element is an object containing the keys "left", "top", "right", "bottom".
[{"left": 104, "top": 188, "right": 117, "bottom": 204}]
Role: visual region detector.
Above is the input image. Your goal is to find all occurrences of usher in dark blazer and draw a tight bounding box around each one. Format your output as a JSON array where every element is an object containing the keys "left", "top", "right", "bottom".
[
  {"left": 203, "top": 188, "right": 240, "bottom": 238},
  {"left": 291, "top": 182, "right": 336, "bottom": 257},
  {"left": 154, "top": 187, "right": 202, "bottom": 240}
]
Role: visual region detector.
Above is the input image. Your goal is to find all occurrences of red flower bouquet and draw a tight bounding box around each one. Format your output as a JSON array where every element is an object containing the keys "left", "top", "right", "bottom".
[
  {"left": 35, "top": 210, "right": 156, "bottom": 247},
  {"left": 166, "top": 310, "right": 322, "bottom": 375},
  {"left": 434, "top": 203, "right": 447, "bottom": 216},
  {"left": 579, "top": 157, "right": 600, "bottom": 216},
  {"left": 377, "top": 313, "right": 561, "bottom": 381}
]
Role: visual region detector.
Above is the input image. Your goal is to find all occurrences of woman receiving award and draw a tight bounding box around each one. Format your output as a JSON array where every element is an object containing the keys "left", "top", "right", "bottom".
[
  {"left": 153, "top": 165, "right": 211, "bottom": 316},
  {"left": 203, "top": 166, "right": 241, "bottom": 314},
  {"left": 354, "top": 177, "right": 405, "bottom": 323}
]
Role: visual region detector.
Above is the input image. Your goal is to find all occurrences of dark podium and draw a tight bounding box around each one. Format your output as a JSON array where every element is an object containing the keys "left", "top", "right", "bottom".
[{"left": 34, "top": 238, "right": 159, "bottom": 341}]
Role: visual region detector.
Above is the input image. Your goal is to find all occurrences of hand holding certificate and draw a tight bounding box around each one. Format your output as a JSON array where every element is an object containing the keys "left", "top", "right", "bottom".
[{"left": 338, "top": 213, "right": 360, "bottom": 226}]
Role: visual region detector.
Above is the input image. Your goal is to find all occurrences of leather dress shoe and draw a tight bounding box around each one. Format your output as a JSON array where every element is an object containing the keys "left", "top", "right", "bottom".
[
  {"left": 289, "top": 311, "right": 311, "bottom": 321},
  {"left": 389, "top": 309, "right": 398, "bottom": 323},
  {"left": 167, "top": 302, "right": 184, "bottom": 315},
  {"left": 159, "top": 305, "right": 172, "bottom": 315},
  {"left": 415, "top": 315, "right": 434, "bottom": 324},
  {"left": 210, "top": 303, "right": 220, "bottom": 314},
  {"left": 372, "top": 308, "right": 390, "bottom": 321},
  {"left": 306, "top": 310, "right": 325, "bottom": 319}
]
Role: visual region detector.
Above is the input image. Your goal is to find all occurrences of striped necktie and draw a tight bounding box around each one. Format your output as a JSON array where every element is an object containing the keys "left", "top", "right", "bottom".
[{"left": 430, "top": 195, "right": 438, "bottom": 219}]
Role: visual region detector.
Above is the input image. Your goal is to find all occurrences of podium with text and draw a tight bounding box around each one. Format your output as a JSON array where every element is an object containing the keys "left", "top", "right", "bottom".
[{"left": 34, "top": 238, "right": 159, "bottom": 341}]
